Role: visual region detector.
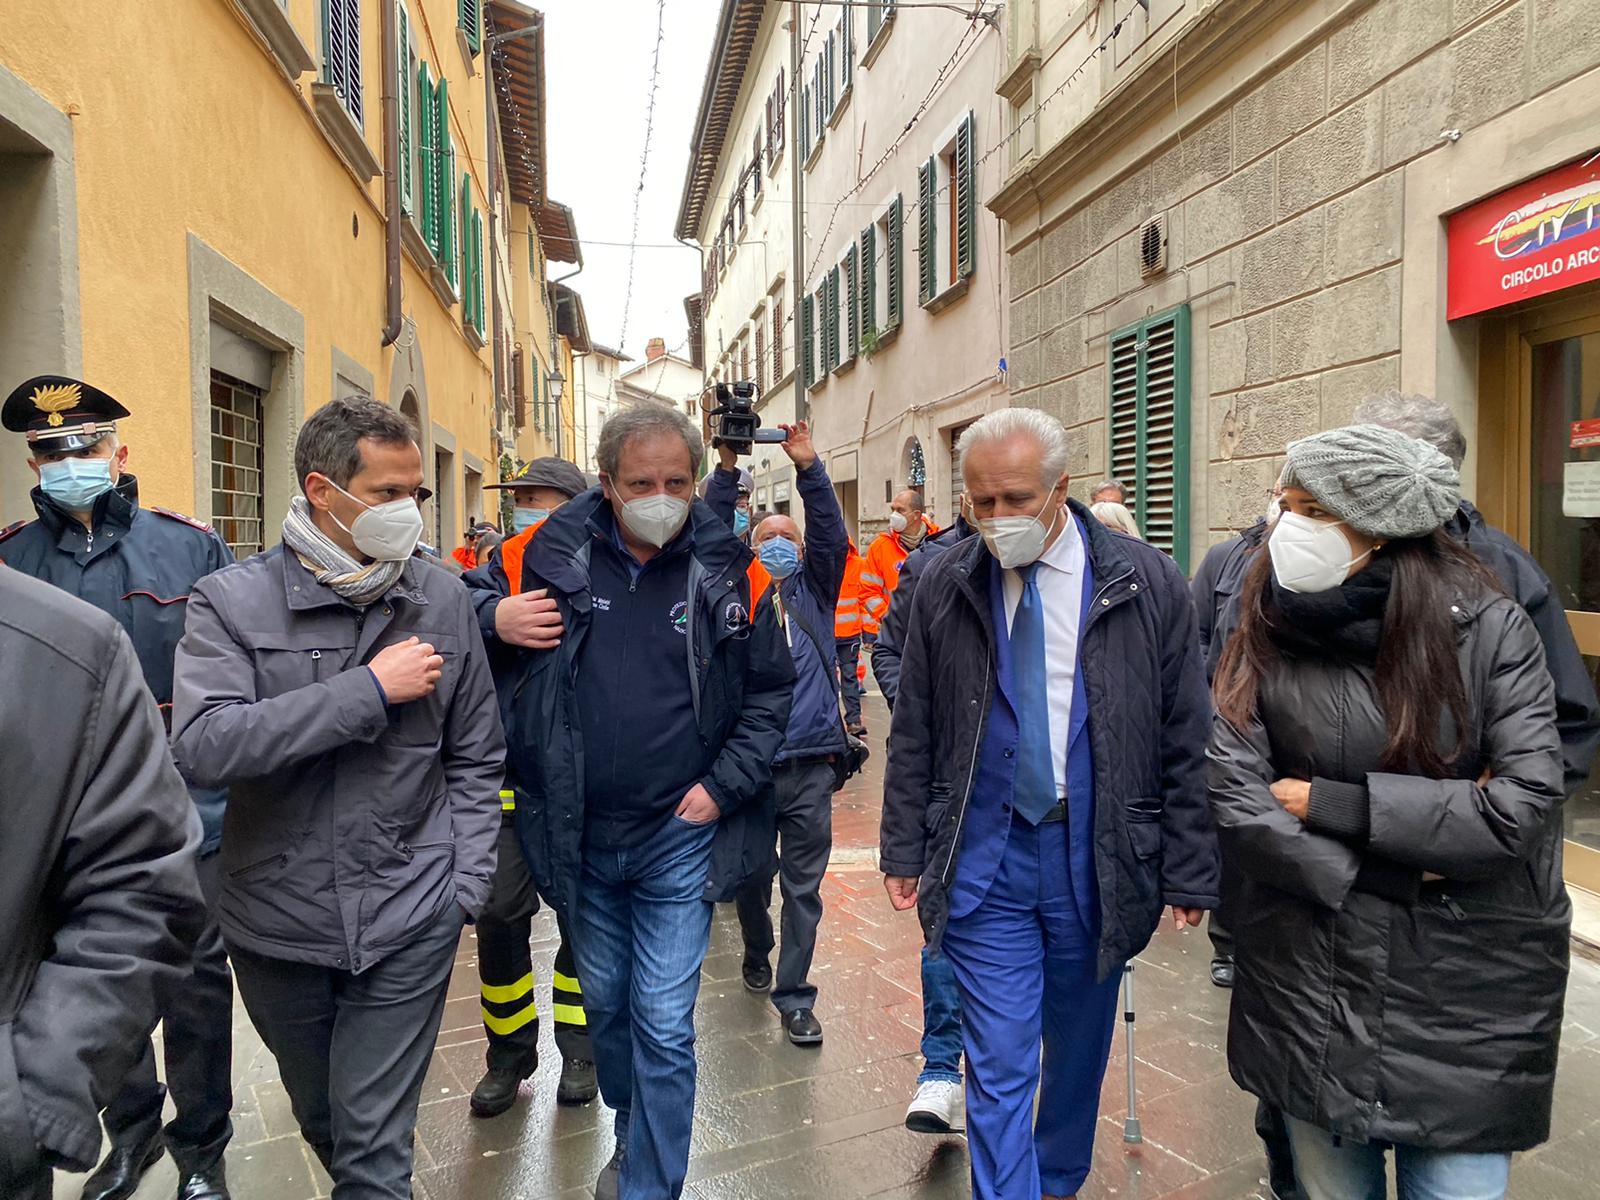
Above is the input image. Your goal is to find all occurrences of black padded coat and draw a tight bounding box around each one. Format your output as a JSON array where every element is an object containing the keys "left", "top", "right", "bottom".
[{"left": 1208, "top": 586, "right": 1569, "bottom": 1152}]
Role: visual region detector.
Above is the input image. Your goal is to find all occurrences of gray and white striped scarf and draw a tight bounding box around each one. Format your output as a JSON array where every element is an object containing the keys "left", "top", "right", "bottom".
[{"left": 281, "top": 497, "right": 405, "bottom": 606}]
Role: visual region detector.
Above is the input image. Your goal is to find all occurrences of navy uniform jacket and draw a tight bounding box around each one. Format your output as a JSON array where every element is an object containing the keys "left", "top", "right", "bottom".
[{"left": 0, "top": 475, "right": 234, "bottom": 848}]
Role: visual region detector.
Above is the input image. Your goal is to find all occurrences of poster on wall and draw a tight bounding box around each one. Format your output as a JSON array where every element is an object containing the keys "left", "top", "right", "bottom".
[{"left": 1448, "top": 154, "right": 1600, "bottom": 320}]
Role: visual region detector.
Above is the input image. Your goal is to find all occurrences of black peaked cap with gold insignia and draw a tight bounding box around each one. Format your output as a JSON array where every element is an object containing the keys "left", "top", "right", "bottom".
[{"left": 3, "top": 375, "right": 130, "bottom": 452}]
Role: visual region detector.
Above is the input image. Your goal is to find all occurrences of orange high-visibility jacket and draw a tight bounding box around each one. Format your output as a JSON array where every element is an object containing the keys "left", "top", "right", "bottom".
[
  {"left": 451, "top": 545, "right": 477, "bottom": 571},
  {"left": 860, "top": 522, "right": 939, "bottom": 636},
  {"left": 835, "top": 541, "right": 866, "bottom": 639},
  {"left": 497, "top": 519, "right": 547, "bottom": 595}
]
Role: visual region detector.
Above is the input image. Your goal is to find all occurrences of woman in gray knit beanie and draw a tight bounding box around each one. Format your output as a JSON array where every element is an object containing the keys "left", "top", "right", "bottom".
[{"left": 1208, "top": 423, "right": 1568, "bottom": 1199}]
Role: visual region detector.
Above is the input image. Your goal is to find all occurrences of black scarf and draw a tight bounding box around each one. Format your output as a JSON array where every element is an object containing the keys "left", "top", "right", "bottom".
[{"left": 1265, "top": 555, "right": 1395, "bottom": 664}]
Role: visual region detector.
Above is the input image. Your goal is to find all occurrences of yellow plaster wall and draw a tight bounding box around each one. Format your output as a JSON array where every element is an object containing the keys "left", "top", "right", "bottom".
[{"left": 0, "top": 0, "right": 507, "bottom": 540}]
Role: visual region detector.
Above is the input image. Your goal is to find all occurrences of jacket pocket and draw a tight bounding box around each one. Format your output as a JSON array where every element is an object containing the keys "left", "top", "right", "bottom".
[
  {"left": 0, "top": 1020, "right": 43, "bottom": 1188},
  {"left": 1121, "top": 803, "right": 1165, "bottom": 926}
]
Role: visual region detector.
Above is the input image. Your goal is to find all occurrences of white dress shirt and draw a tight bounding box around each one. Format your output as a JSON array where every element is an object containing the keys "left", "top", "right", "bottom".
[{"left": 1001, "top": 513, "right": 1085, "bottom": 799}]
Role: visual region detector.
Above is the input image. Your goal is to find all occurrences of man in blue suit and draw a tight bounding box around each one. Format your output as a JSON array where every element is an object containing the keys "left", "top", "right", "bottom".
[{"left": 879, "top": 408, "right": 1216, "bottom": 1199}]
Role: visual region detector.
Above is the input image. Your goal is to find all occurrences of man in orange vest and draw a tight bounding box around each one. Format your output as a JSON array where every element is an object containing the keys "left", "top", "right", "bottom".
[
  {"left": 461, "top": 458, "right": 591, "bottom": 1117},
  {"left": 836, "top": 541, "right": 869, "bottom": 736},
  {"left": 861, "top": 489, "right": 938, "bottom": 690}
]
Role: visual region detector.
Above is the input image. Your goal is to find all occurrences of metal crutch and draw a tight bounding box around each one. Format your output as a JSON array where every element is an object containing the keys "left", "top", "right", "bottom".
[{"left": 1122, "top": 963, "right": 1142, "bottom": 1144}]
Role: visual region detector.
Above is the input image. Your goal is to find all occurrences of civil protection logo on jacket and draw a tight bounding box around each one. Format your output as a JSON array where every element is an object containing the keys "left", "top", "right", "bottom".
[
  {"left": 723, "top": 599, "right": 748, "bottom": 633},
  {"left": 670, "top": 600, "right": 689, "bottom": 635}
]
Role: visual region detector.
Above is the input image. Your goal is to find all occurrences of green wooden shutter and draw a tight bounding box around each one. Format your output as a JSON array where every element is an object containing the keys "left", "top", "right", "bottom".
[
  {"left": 1108, "top": 305, "right": 1192, "bottom": 570},
  {"left": 917, "top": 157, "right": 936, "bottom": 304},
  {"left": 459, "top": 172, "right": 472, "bottom": 306},
  {"left": 845, "top": 246, "right": 859, "bottom": 360},
  {"left": 445, "top": 141, "right": 459, "bottom": 289},
  {"left": 323, "top": 0, "right": 361, "bottom": 122},
  {"left": 800, "top": 82, "right": 811, "bottom": 157},
  {"left": 814, "top": 59, "right": 825, "bottom": 142},
  {"left": 418, "top": 63, "right": 437, "bottom": 244},
  {"left": 826, "top": 268, "right": 840, "bottom": 370},
  {"left": 825, "top": 31, "right": 836, "bottom": 117},
  {"left": 801, "top": 293, "right": 814, "bottom": 388},
  {"left": 841, "top": 9, "right": 853, "bottom": 92},
  {"left": 860, "top": 225, "right": 876, "bottom": 341},
  {"left": 433, "top": 76, "right": 451, "bottom": 261},
  {"left": 460, "top": 0, "right": 481, "bottom": 54},
  {"left": 397, "top": 4, "right": 413, "bottom": 213},
  {"left": 955, "top": 111, "right": 976, "bottom": 280},
  {"left": 473, "top": 210, "right": 486, "bottom": 334},
  {"left": 887, "top": 195, "right": 903, "bottom": 328}
]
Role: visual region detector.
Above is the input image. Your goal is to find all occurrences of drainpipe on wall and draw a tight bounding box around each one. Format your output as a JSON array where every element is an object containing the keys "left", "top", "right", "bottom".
[
  {"left": 380, "top": 0, "right": 403, "bottom": 347},
  {"left": 790, "top": 2, "right": 806, "bottom": 425},
  {"left": 485, "top": 34, "right": 506, "bottom": 452}
]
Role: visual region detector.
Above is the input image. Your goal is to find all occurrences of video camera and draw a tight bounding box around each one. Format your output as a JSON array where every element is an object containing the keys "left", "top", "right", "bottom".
[{"left": 706, "top": 381, "right": 787, "bottom": 457}]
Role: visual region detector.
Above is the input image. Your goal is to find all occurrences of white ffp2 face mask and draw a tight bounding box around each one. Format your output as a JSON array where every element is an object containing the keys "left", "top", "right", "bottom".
[
  {"left": 620, "top": 492, "right": 689, "bottom": 548},
  {"left": 888, "top": 510, "right": 909, "bottom": 533},
  {"left": 328, "top": 481, "right": 425, "bottom": 562},
  {"left": 1268, "top": 510, "right": 1371, "bottom": 593},
  {"left": 978, "top": 490, "right": 1063, "bottom": 570}
]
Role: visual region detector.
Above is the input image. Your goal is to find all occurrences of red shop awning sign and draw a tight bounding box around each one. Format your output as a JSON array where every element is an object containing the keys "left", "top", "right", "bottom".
[{"left": 1448, "top": 153, "right": 1600, "bottom": 320}]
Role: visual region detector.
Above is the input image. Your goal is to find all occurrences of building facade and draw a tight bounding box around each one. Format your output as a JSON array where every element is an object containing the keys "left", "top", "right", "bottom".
[
  {"left": 616, "top": 339, "right": 704, "bottom": 421},
  {"left": 0, "top": 0, "right": 583, "bottom": 554},
  {"left": 795, "top": 2, "right": 1010, "bottom": 540},
  {"left": 573, "top": 345, "right": 629, "bottom": 472},
  {"left": 992, "top": 0, "right": 1600, "bottom": 896},
  {"left": 676, "top": 0, "right": 799, "bottom": 515}
]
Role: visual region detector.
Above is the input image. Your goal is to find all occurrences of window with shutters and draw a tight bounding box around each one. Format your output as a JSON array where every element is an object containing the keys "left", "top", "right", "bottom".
[
  {"left": 921, "top": 113, "right": 977, "bottom": 310},
  {"left": 754, "top": 313, "right": 766, "bottom": 392},
  {"left": 460, "top": 172, "right": 472, "bottom": 308},
  {"left": 824, "top": 32, "right": 837, "bottom": 120},
  {"left": 840, "top": 7, "right": 854, "bottom": 96},
  {"left": 800, "top": 80, "right": 812, "bottom": 163},
  {"left": 459, "top": 0, "right": 480, "bottom": 55},
  {"left": 769, "top": 70, "right": 786, "bottom": 168},
  {"left": 418, "top": 64, "right": 439, "bottom": 246},
  {"left": 771, "top": 296, "right": 784, "bottom": 380},
  {"left": 397, "top": 3, "right": 414, "bottom": 214},
  {"left": 884, "top": 195, "right": 904, "bottom": 333},
  {"left": 801, "top": 293, "right": 814, "bottom": 389},
  {"left": 841, "top": 246, "right": 859, "bottom": 366},
  {"left": 824, "top": 269, "right": 840, "bottom": 373},
  {"left": 1108, "top": 305, "right": 1192, "bottom": 571},
  {"left": 751, "top": 133, "right": 763, "bottom": 200},
  {"left": 866, "top": 2, "right": 896, "bottom": 59},
  {"left": 443, "top": 136, "right": 460, "bottom": 292},
  {"left": 321, "top": 0, "right": 363, "bottom": 125}
]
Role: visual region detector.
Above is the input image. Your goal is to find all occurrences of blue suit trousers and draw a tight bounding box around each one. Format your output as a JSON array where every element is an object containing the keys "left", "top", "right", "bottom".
[{"left": 941, "top": 812, "right": 1121, "bottom": 1200}]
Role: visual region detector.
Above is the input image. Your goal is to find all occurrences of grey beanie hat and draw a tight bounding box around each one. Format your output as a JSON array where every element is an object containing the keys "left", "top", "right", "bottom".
[{"left": 1283, "top": 424, "right": 1460, "bottom": 539}]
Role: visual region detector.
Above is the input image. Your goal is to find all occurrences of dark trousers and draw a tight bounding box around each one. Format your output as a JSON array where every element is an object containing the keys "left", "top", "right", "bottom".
[
  {"left": 229, "top": 903, "right": 464, "bottom": 1200},
  {"left": 835, "top": 636, "right": 864, "bottom": 726},
  {"left": 735, "top": 759, "right": 836, "bottom": 1014},
  {"left": 102, "top": 851, "right": 233, "bottom": 1176},
  {"left": 476, "top": 817, "right": 591, "bottom": 1072}
]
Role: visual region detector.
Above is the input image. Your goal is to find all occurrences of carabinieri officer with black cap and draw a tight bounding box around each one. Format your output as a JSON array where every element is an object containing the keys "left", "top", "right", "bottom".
[{"left": 0, "top": 375, "right": 236, "bottom": 1200}]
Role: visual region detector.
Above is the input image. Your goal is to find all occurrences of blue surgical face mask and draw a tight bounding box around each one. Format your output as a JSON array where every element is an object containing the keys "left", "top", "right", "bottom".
[
  {"left": 733, "top": 508, "right": 750, "bottom": 536},
  {"left": 39, "top": 457, "right": 115, "bottom": 511},
  {"left": 757, "top": 536, "right": 801, "bottom": 579},
  {"left": 512, "top": 506, "right": 548, "bottom": 534}
]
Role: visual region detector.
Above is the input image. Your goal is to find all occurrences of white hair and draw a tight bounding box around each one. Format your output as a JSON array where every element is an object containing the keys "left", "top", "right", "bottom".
[
  {"left": 956, "top": 408, "right": 1071, "bottom": 489},
  {"left": 1091, "top": 501, "right": 1143, "bottom": 539}
]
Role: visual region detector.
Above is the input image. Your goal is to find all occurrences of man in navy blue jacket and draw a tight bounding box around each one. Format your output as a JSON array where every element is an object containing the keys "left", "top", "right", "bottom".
[
  {"left": 881, "top": 408, "right": 1216, "bottom": 1200},
  {"left": 707, "top": 423, "right": 848, "bottom": 1046}
]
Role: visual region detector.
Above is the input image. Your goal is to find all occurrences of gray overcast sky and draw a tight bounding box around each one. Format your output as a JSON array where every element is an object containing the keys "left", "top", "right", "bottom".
[{"left": 540, "top": 0, "right": 718, "bottom": 363}]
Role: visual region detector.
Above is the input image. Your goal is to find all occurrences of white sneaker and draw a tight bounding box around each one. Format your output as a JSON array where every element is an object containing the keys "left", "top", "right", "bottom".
[{"left": 905, "top": 1078, "right": 964, "bottom": 1134}]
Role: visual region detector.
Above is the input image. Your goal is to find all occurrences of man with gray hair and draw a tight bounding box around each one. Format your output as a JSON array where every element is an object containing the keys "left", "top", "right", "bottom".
[
  {"left": 1348, "top": 392, "right": 1600, "bottom": 794},
  {"left": 500, "top": 404, "right": 794, "bottom": 1199},
  {"left": 881, "top": 407, "right": 1216, "bottom": 1200},
  {"left": 1089, "top": 478, "right": 1130, "bottom": 508}
]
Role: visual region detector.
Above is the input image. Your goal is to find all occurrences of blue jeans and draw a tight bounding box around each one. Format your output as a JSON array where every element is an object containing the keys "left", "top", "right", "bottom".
[
  {"left": 918, "top": 946, "right": 963, "bottom": 1084},
  {"left": 573, "top": 814, "right": 717, "bottom": 1200},
  {"left": 1285, "top": 1116, "right": 1511, "bottom": 1200},
  {"left": 941, "top": 814, "right": 1121, "bottom": 1200}
]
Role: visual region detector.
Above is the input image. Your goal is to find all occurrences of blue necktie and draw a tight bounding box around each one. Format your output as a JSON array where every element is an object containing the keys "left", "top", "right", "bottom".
[{"left": 1011, "top": 563, "right": 1057, "bottom": 825}]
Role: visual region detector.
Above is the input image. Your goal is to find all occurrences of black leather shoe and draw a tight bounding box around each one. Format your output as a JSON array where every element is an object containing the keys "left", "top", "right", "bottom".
[
  {"left": 469, "top": 1066, "right": 528, "bottom": 1118},
  {"left": 1210, "top": 956, "right": 1236, "bottom": 989},
  {"left": 594, "top": 1144, "right": 624, "bottom": 1200},
  {"left": 784, "top": 1007, "right": 824, "bottom": 1046},
  {"left": 81, "top": 1135, "right": 165, "bottom": 1200},
  {"left": 742, "top": 959, "right": 772, "bottom": 994},
  {"left": 177, "top": 1166, "right": 232, "bottom": 1200},
  {"left": 557, "top": 1056, "right": 599, "bottom": 1106}
]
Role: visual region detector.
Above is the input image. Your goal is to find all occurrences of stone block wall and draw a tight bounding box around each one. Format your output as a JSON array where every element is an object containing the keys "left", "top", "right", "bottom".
[{"left": 1007, "top": 0, "right": 1600, "bottom": 538}]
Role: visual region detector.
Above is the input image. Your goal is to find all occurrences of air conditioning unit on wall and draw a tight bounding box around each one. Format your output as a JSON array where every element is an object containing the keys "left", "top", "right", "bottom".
[{"left": 1139, "top": 215, "right": 1168, "bottom": 278}]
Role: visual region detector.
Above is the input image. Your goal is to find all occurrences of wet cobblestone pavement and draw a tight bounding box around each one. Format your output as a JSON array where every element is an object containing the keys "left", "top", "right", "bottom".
[{"left": 60, "top": 696, "right": 1600, "bottom": 1199}]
